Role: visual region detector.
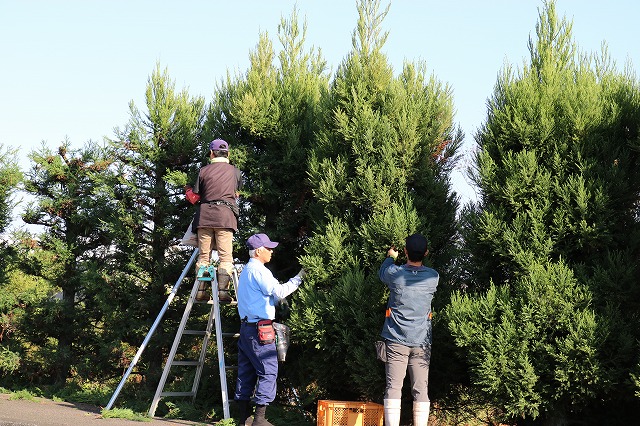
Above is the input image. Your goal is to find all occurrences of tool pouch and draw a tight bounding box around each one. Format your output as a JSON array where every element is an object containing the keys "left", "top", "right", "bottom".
[
  {"left": 273, "top": 322, "right": 291, "bottom": 362},
  {"left": 257, "top": 319, "right": 275, "bottom": 345},
  {"left": 375, "top": 340, "right": 387, "bottom": 362}
]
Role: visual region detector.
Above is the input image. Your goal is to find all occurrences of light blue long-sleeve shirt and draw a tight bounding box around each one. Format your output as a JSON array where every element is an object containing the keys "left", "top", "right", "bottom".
[{"left": 236, "top": 258, "right": 302, "bottom": 322}]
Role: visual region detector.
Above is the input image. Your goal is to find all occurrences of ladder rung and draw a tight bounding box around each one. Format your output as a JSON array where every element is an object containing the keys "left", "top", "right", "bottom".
[
  {"left": 183, "top": 330, "right": 208, "bottom": 336},
  {"left": 160, "top": 391, "right": 196, "bottom": 397},
  {"left": 171, "top": 360, "right": 200, "bottom": 366},
  {"left": 193, "top": 299, "right": 238, "bottom": 306},
  {"left": 222, "top": 332, "right": 240, "bottom": 338},
  {"left": 225, "top": 366, "right": 238, "bottom": 370}
]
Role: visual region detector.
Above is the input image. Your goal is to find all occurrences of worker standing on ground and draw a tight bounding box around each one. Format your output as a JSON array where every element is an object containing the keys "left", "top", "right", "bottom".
[
  {"left": 185, "top": 138, "right": 242, "bottom": 302},
  {"left": 234, "top": 233, "right": 306, "bottom": 426},
  {"left": 379, "top": 234, "right": 439, "bottom": 426}
]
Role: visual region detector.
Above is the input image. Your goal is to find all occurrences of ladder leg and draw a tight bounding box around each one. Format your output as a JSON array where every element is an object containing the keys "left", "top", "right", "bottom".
[
  {"left": 149, "top": 278, "right": 200, "bottom": 417},
  {"left": 213, "top": 272, "right": 231, "bottom": 419},
  {"left": 106, "top": 248, "right": 198, "bottom": 411}
]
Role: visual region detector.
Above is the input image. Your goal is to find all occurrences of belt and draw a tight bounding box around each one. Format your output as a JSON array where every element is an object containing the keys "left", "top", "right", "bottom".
[
  {"left": 241, "top": 317, "right": 259, "bottom": 326},
  {"left": 202, "top": 200, "right": 239, "bottom": 216},
  {"left": 242, "top": 316, "right": 271, "bottom": 326},
  {"left": 204, "top": 200, "right": 232, "bottom": 206}
]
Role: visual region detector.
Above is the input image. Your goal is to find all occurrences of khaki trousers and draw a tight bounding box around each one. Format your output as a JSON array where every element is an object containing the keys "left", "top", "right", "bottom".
[{"left": 197, "top": 228, "right": 234, "bottom": 275}]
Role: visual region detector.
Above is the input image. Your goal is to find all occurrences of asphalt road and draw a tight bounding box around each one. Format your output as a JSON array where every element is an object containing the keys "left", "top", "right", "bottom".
[{"left": 0, "top": 394, "right": 205, "bottom": 426}]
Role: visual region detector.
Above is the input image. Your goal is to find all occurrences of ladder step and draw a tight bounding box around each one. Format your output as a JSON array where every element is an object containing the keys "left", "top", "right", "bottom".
[
  {"left": 210, "top": 300, "right": 238, "bottom": 306},
  {"left": 160, "top": 391, "right": 196, "bottom": 397},
  {"left": 225, "top": 366, "right": 238, "bottom": 370},
  {"left": 193, "top": 299, "right": 238, "bottom": 306},
  {"left": 171, "top": 360, "right": 201, "bottom": 366},
  {"left": 183, "top": 330, "right": 208, "bottom": 336},
  {"left": 183, "top": 330, "right": 236, "bottom": 337}
]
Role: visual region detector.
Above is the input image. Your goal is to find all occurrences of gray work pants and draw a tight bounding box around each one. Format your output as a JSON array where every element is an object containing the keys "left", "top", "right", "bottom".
[{"left": 384, "top": 341, "right": 431, "bottom": 402}]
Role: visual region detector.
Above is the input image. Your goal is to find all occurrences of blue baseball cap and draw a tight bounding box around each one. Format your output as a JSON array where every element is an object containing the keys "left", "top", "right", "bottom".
[
  {"left": 209, "top": 138, "right": 229, "bottom": 151},
  {"left": 247, "top": 233, "right": 279, "bottom": 250}
]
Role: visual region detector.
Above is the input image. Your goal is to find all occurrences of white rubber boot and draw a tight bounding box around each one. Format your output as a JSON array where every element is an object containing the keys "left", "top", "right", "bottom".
[
  {"left": 383, "top": 399, "right": 401, "bottom": 426},
  {"left": 413, "top": 401, "right": 430, "bottom": 426}
]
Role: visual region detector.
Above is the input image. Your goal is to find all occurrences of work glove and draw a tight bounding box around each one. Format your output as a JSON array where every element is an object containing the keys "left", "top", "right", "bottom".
[
  {"left": 276, "top": 297, "right": 291, "bottom": 321},
  {"left": 294, "top": 268, "right": 306, "bottom": 280},
  {"left": 185, "top": 186, "right": 200, "bottom": 204}
]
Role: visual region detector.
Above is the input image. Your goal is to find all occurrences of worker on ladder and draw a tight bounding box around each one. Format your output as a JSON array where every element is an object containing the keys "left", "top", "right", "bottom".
[
  {"left": 185, "top": 138, "right": 243, "bottom": 302},
  {"left": 234, "top": 233, "right": 306, "bottom": 426}
]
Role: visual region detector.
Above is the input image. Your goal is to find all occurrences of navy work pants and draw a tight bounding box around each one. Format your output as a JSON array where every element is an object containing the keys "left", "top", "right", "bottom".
[{"left": 234, "top": 322, "right": 278, "bottom": 405}]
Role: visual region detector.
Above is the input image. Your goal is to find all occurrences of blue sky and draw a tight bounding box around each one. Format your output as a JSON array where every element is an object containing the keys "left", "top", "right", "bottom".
[{"left": 2, "top": 0, "right": 640, "bottom": 206}]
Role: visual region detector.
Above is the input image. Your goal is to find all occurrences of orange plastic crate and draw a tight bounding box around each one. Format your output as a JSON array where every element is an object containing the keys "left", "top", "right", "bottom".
[{"left": 317, "top": 400, "right": 384, "bottom": 426}]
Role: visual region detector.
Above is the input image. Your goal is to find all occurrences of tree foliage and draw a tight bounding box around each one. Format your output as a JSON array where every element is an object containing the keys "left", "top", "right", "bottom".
[
  {"left": 0, "top": 145, "right": 21, "bottom": 236},
  {"left": 5, "top": 2, "right": 640, "bottom": 425},
  {"left": 205, "top": 8, "right": 329, "bottom": 279},
  {"left": 0, "top": 145, "right": 23, "bottom": 377},
  {"left": 19, "top": 141, "right": 112, "bottom": 384},
  {"left": 449, "top": 1, "right": 640, "bottom": 423},
  {"left": 102, "top": 63, "right": 206, "bottom": 379},
  {"left": 289, "top": 0, "right": 461, "bottom": 402}
]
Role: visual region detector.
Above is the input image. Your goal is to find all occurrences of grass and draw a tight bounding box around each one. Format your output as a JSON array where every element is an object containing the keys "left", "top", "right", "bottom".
[
  {"left": 8, "top": 389, "right": 38, "bottom": 401},
  {"left": 101, "top": 407, "right": 152, "bottom": 422}
]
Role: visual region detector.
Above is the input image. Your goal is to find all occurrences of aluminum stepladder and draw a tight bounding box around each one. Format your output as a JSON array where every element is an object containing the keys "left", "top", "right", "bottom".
[
  {"left": 148, "top": 255, "right": 240, "bottom": 419},
  {"left": 106, "top": 248, "right": 201, "bottom": 411}
]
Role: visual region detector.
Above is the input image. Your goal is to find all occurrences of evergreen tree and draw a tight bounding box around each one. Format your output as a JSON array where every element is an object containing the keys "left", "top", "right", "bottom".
[
  {"left": 20, "top": 141, "right": 112, "bottom": 384},
  {"left": 290, "top": 0, "right": 461, "bottom": 402},
  {"left": 449, "top": 1, "right": 640, "bottom": 423},
  {"left": 0, "top": 145, "right": 21, "bottom": 283},
  {"left": 0, "top": 144, "right": 23, "bottom": 378},
  {"left": 205, "top": 8, "right": 328, "bottom": 278},
  {"left": 204, "top": 11, "right": 328, "bottom": 412},
  {"left": 102, "top": 63, "right": 206, "bottom": 380},
  {"left": 0, "top": 145, "right": 20, "bottom": 233}
]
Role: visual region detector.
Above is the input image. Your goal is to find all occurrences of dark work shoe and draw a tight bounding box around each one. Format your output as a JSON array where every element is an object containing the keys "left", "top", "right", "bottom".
[
  {"left": 237, "top": 399, "right": 251, "bottom": 425},
  {"left": 195, "top": 282, "right": 210, "bottom": 301},
  {"left": 251, "top": 417, "right": 273, "bottom": 425},
  {"left": 251, "top": 405, "right": 273, "bottom": 426},
  {"left": 218, "top": 290, "right": 234, "bottom": 303},
  {"left": 217, "top": 270, "right": 231, "bottom": 291}
]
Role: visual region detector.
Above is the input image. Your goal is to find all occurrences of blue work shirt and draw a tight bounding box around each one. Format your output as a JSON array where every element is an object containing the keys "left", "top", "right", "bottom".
[
  {"left": 237, "top": 258, "right": 302, "bottom": 322},
  {"left": 379, "top": 257, "right": 439, "bottom": 348}
]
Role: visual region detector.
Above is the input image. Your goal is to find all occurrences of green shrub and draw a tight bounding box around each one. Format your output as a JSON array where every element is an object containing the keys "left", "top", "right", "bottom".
[{"left": 0, "top": 346, "right": 20, "bottom": 374}]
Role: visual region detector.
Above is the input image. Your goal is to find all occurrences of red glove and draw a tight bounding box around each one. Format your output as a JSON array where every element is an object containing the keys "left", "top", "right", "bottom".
[{"left": 185, "top": 186, "right": 200, "bottom": 204}]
